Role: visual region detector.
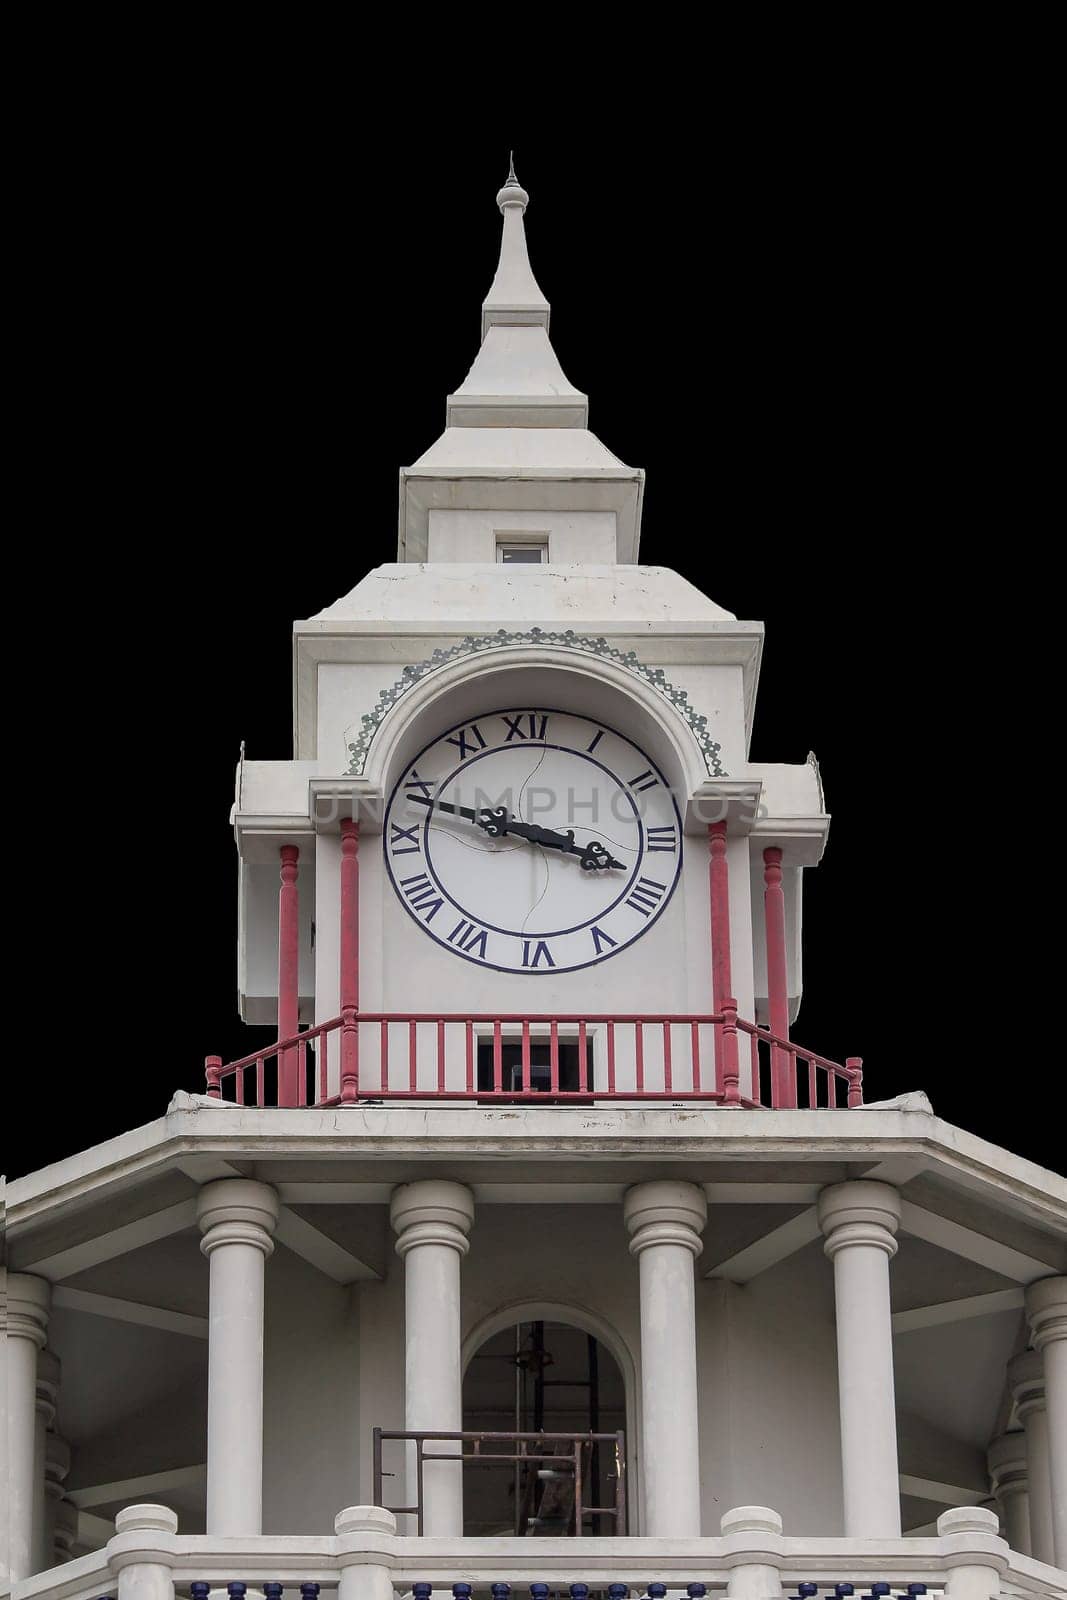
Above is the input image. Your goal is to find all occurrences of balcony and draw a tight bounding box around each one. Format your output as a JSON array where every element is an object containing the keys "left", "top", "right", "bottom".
[
  {"left": 12, "top": 1501, "right": 1066, "bottom": 1600},
  {"left": 204, "top": 1006, "right": 864, "bottom": 1111}
]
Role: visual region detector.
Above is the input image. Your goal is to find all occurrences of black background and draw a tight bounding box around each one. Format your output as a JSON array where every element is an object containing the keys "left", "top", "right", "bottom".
[{"left": 7, "top": 51, "right": 1060, "bottom": 1177}]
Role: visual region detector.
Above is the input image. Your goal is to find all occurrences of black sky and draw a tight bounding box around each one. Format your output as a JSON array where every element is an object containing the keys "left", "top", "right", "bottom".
[{"left": 8, "top": 76, "right": 1060, "bottom": 1177}]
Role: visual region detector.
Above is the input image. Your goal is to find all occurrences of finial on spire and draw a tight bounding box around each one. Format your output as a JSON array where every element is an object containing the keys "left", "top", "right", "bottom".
[{"left": 496, "top": 152, "right": 529, "bottom": 214}]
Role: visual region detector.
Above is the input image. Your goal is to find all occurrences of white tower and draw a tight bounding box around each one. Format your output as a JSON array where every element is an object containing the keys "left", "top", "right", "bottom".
[{"left": 4, "top": 165, "right": 1066, "bottom": 1599}]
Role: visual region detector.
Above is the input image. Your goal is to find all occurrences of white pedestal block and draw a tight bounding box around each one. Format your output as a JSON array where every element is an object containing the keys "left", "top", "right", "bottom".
[
  {"left": 624, "top": 1179, "right": 707, "bottom": 1536},
  {"left": 109, "top": 1503, "right": 178, "bottom": 1600},
  {"left": 391, "top": 1180, "right": 475, "bottom": 1536},
  {"left": 1026, "top": 1274, "right": 1067, "bottom": 1568},
  {"left": 197, "top": 1179, "right": 280, "bottom": 1535},
  {"left": 939, "top": 1505, "right": 1009, "bottom": 1598},
  {"left": 818, "top": 1181, "right": 902, "bottom": 1537},
  {"left": 336, "top": 1504, "right": 397, "bottom": 1600}
]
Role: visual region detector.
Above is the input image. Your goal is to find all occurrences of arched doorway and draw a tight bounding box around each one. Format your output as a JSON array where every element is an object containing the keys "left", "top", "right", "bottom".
[{"left": 462, "top": 1319, "right": 627, "bottom": 1536}]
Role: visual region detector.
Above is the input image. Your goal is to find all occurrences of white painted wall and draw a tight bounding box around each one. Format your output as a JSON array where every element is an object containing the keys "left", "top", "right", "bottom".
[{"left": 427, "top": 509, "right": 617, "bottom": 564}]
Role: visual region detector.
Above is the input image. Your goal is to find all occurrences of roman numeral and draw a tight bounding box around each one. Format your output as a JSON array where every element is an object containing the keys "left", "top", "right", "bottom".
[
  {"left": 591, "top": 925, "right": 618, "bottom": 955},
  {"left": 628, "top": 769, "right": 659, "bottom": 792},
  {"left": 502, "top": 712, "right": 548, "bottom": 741},
  {"left": 587, "top": 729, "right": 605, "bottom": 753},
  {"left": 389, "top": 822, "right": 421, "bottom": 856},
  {"left": 645, "top": 825, "right": 677, "bottom": 853},
  {"left": 626, "top": 876, "right": 667, "bottom": 917},
  {"left": 399, "top": 873, "right": 443, "bottom": 923},
  {"left": 405, "top": 769, "right": 434, "bottom": 802},
  {"left": 521, "top": 938, "right": 556, "bottom": 969},
  {"left": 446, "top": 723, "right": 487, "bottom": 761},
  {"left": 447, "top": 919, "right": 489, "bottom": 959}
]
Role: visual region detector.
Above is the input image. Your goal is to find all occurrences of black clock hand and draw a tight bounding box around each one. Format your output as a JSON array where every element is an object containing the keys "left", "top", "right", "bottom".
[
  {"left": 407, "top": 795, "right": 510, "bottom": 837},
  {"left": 408, "top": 795, "right": 623, "bottom": 868}
]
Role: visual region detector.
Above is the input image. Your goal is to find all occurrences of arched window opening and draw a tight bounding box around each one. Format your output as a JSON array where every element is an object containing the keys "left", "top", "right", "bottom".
[{"left": 462, "top": 1319, "right": 626, "bottom": 1536}]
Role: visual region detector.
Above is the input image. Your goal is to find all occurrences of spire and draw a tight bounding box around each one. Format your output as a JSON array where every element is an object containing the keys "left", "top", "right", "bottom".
[{"left": 481, "top": 155, "right": 551, "bottom": 340}]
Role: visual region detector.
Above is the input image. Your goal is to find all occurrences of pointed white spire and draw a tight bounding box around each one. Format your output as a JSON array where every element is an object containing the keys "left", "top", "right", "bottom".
[{"left": 481, "top": 154, "right": 550, "bottom": 339}]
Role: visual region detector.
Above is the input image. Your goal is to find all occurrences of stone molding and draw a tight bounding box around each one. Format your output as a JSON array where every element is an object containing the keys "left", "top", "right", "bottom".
[
  {"left": 623, "top": 1179, "right": 707, "bottom": 1259},
  {"left": 197, "top": 1178, "right": 280, "bottom": 1260},
  {"left": 818, "top": 1180, "right": 902, "bottom": 1261},
  {"left": 391, "top": 1180, "right": 475, "bottom": 1259}
]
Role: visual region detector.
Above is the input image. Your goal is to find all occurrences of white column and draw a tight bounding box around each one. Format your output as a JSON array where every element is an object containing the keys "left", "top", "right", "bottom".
[
  {"left": 33, "top": 1350, "right": 60, "bottom": 1572},
  {"left": 390, "top": 1180, "right": 474, "bottom": 1535},
  {"left": 1009, "top": 1348, "right": 1053, "bottom": 1566},
  {"left": 53, "top": 1497, "right": 79, "bottom": 1564},
  {"left": 42, "top": 1428, "right": 70, "bottom": 1572},
  {"left": 108, "top": 1503, "right": 178, "bottom": 1600},
  {"left": 623, "top": 1179, "right": 707, "bottom": 1536},
  {"left": 1026, "top": 1275, "right": 1067, "bottom": 1568},
  {"left": 336, "top": 1505, "right": 397, "bottom": 1600},
  {"left": 6, "top": 1274, "right": 51, "bottom": 1582},
  {"left": 987, "top": 1431, "right": 1030, "bottom": 1555},
  {"left": 196, "top": 1178, "right": 279, "bottom": 1535},
  {"left": 817, "top": 1180, "right": 902, "bottom": 1536}
]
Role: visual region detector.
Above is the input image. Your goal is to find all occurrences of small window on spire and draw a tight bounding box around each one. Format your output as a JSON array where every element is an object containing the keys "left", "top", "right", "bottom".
[{"left": 497, "top": 536, "right": 548, "bottom": 565}]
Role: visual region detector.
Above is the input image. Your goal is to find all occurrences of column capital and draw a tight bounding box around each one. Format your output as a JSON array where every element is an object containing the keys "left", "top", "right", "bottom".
[
  {"left": 1025, "top": 1274, "right": 1067, "bottom": 1352},
  {"left": 817, "top": 1180, "right": 901, "bottom": 1260},
  {"left": 624, "top": 1179, "right": 707, "bottom": 1259},
  {"left": 1008, "top": 1348, "right": 1046, "bottom": 1419},
  {"left": 197, "top": 1178, "right": 279, "bottom": 1259},
  {"left": 36, "top": 1348, "right": 61, "bottom": 1419},
  {"left": 5, "top": 1272, "right": 51, "bottom": 1346},
  {"left": 391, "top": 1180, "right": 474, "bottom": 1258},
  {"left": 987, "top": 1431, "right": 1028, "bottom": 1497}
]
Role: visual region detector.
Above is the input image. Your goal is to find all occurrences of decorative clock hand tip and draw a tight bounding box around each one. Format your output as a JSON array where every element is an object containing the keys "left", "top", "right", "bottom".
[{"left": 579, "top": 839, "right": 626, "bottom": 871}]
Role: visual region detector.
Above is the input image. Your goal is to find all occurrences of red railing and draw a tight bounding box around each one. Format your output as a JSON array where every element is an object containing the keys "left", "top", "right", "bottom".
[{"left": 205, "top": 1004, "right": 863, "bottom": 1112}]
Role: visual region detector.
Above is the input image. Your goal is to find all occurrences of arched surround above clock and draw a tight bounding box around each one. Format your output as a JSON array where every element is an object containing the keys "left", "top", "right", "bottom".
[{"left": 348, "top": 645, "right": 722, "bottom": 817}]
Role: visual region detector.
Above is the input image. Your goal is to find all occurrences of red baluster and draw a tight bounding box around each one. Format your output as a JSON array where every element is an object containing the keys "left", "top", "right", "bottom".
[
  {"left": 521, "top": 1021, "right": 531, "bottom": 1093},
  {"left": 721, "top": 997, "right": 741, "bottom": 1106},
  {"left": 319, "top": 1029, "right": 328, "bottom": 1105},
  {"left": 846, "top": 1056, "right": 864, "bottom": 1108},
  {"left": 578, "top": 1020, "right": 588, "bottom": 1092},
  {"left": 465, "top": 1021, "right": 474, "bottom": 1093},
  {"left": 635, "top": 1021, "right": 644, "bottom": 1093},
  {"left": 493, "top": 1022, "right": 503, "bottom": 1092},
  {"left": 662, "top": 1021, "right": 672, "bottom": 1093},
  {"left": 205, "top": 1055, "right": 222, "bottom": 1099},
  {"left": 763, "top": 846, "right": 794, "bottom": 1108},
  {"left": 607, "top": 1020, "right": 616, "bottom": 1093},
  {"left": 380, "top": 1018, "right": 389, "bottom": 1092},
  {"left": 437, "top": 1019, "right": 446, "bottom": 1093},
  {"left": 339, "top": 819, "right": 360, "bottom": 1104},
  {"left": 550, "top": 1021, "right": 559, "bottom": 1093},
  {"left": 408, "top": 1019, "right": 417, "bottom": 1092},
  {"left": 690, "top": 1021, "right": 701, "bottom": 1093},
  {"left": 277, "top": 844, "right": 300, "bottom": 1106}
]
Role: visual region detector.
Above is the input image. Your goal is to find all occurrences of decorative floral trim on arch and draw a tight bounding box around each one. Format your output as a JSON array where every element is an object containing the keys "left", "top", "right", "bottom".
[{"left": 344, "top": 629, "right": 727, "bottom": 777}]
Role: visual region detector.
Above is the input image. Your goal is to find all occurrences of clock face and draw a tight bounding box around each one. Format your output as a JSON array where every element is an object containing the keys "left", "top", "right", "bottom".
[{"left": 383, "top": 707, "right": 683, "bottom": 973}]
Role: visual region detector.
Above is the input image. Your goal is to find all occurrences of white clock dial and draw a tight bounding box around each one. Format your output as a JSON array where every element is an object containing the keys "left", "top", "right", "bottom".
[{"left": 383, "top": 708, "right": 683, "bottom": 973}]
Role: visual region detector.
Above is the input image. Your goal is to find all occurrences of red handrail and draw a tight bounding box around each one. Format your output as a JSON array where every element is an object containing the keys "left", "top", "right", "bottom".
[{"left": 205, "top": 1009, "right": 862, "bottom": 1112}]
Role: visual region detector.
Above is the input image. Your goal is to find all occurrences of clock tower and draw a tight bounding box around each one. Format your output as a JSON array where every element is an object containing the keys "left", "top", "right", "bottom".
[{"left": 234, "top": 160, "right": 826, "bottom": 1106}]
